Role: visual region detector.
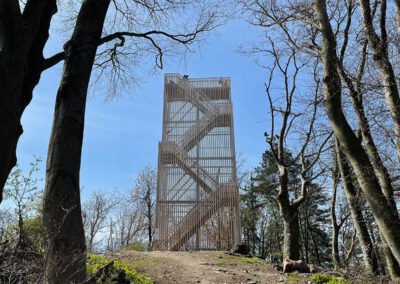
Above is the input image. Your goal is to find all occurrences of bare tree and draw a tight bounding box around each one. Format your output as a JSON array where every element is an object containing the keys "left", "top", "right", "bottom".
[
  {"left": 240, "top": 0, "right": 400, "bottom": 276},
  {"left": 312, "top": 0, "right": 400, "bottom": 270},
  {"left": 82, "top": 189, "right": 117, "bottom": 253},
  {"left": 264, "top": 45, "right": 331, "bottom": 267},
  {"left": 131, "top": 166, "right": 157, "bottom": 251},
  {"left": 114, "top": 199, "right": 145, "bottom": 249}
]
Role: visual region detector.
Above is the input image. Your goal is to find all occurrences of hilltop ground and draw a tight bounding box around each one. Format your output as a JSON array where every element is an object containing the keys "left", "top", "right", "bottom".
[{"left": 110, "top": 250, "right": 311, "bottom": 284}]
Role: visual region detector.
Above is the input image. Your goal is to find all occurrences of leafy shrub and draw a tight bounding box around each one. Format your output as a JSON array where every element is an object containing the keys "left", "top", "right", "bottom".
[
  {"left": 311, "top": 273, "right": 350, "bottom": 284},
  {"left": 87, "top": 253, "right": 152, "bottom": 283}
]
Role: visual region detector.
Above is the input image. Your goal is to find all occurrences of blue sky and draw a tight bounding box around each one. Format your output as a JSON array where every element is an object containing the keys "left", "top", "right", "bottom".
[{"left": 16, "top": 19, "right": 271, "bottom": 200}]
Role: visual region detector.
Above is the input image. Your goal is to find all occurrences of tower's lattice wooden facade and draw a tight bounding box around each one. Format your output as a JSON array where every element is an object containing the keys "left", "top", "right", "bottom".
[{"left": 155, "top": 73, "right": 241, "bottom": 251}]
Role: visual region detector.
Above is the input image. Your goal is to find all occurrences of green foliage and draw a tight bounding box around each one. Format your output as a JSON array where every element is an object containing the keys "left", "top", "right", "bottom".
[
  {"left": 3, "top": 156, "right": 44, "bottom": 251},
  {"left": 310, "top": 274, "right": 350, "bottom": 284},
  {"left": 87, "top": 253, "right": 152, "bottom": 283},
  {"left": 23, "top": 215, "right": 44, "bottom": 250},
  {"left": 123, "top": 241, "right": 149, "bottom": 252}
]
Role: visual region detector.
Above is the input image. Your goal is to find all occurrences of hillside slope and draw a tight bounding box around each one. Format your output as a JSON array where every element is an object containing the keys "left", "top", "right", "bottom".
[{"left": 110, "top": 251, "right": 311, "bottom": 284}]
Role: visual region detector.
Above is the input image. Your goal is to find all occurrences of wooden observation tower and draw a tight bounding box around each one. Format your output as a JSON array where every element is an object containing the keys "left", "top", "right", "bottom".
[{"left": 155, "top": 73, "right": 241, "bottom": 251}]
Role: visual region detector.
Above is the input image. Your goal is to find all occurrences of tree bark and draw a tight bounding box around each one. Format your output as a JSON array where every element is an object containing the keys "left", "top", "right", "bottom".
[
  {"left": 313, "top": 0, "right": 400, "bottom": 265},
  {"left": 335, "top": 140, "right": 379, "bottom": 275},
  {"left": 148, "top": 201, "right": 153, "bottom": 251},
  {"left": 358, "top": 0, "right": 400, "bottom": 165},
  {"left": 337, "top": 41, "right": 400, "bottom": 278},
  {"left": 42, "top": 0, "right": 110, "bottom": 283},
  {"left": 330, "top": 165, "right": 341, "bottom": 270},
  {"left": 0, "top": 0, "right": 57, "bottom": 202},
  {"left": 380, "top": 232, "right": 400, "bottom": 281},
  {"left": 282, "top": 211, "right": 300, "bottom": 261},
  {"left": 277, "top": 166, "right": 301, "bottom": 262}
]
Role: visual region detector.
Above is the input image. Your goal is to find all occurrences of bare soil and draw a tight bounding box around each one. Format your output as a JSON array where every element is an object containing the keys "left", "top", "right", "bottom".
[{"left": 110, "top": 250, "right": 311, "bottom": 284}]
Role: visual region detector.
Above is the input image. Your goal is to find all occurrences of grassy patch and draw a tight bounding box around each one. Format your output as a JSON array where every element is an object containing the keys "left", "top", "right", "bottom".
[
  {"left": 219, "top": 257, "right": 230, "bottom": 264},
  {"left": 310, "top": 273, "right": 350, "bottom": 284},
  {"left": 217, "top": 255, "right": 272, "bottom": 268},
  {"left": 87, "top": 253, "right": 153, "bottom": 283},
  {"left": 239, "top": 257, "right": 262, "bottom": 264},
  {"left": 285, "top": 271, "right": 300, "bottom": 282},
  {"left": 130, "top": 256, "right": 165, "bottom": 270}
]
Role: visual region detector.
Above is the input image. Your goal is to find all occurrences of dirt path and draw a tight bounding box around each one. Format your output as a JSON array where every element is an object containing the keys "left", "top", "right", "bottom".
[{"left": 111, "top": 251, "right": 310, "bottom": 284}]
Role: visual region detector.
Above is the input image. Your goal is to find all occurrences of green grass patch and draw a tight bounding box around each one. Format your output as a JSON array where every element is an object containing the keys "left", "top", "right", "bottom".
[
  {"left": 219, "top": 257, "right": 230, "bottom": 264},
  {"left": 87, "top": 253, "right": 153, "bottom": 283},
  {"left": 286, "top": 271, "right": 300, "bottom": 282},
  {"left": 310, "top": 273, "right": 350, "bottom": 284},
  {"left": 239, "top": 256, "right": 262, "bottom": 263}
]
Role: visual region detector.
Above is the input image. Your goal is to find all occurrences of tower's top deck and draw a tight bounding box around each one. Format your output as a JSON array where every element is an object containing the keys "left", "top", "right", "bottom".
[{"left": 164, "top": 73, "right": 231, "bottom": 101}]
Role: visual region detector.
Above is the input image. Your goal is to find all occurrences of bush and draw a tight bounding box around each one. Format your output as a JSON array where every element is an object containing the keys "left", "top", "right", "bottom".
[
  {"left": 87, "top": 254, "right": 152, "bottom": 283},
  {"left": 311, "top": 273, "right": 350, "bottom": 284}
]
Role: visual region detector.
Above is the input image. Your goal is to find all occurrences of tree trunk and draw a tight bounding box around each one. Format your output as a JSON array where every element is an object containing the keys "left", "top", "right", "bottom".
[
  {"left": 330, "top": 167, "right": 341, "bottom": 270},
  {"left": 394, "top": 0, "right": 400, "bottom": 36},
  {"left": 308, "top": 225, "right": 322, "bottom": 267},
  {"left": 337, "top": 29, "right": 400, "bottom": 279},
  {"left": 42, "top": 0, "right": 109, "bottom": 283},
  {"left": 381, "top": 232, "right": 400, "bottom": 281},
  {"left": 332, "top": 223, "right": 340, "bottom": 270},
  {"left": 358, "top": 0, "right": 400, "bottom": 165},
  {"left": 282, "top": 211, "right": 300, "bottom": 261},
  {"left": 148, "top": 203, "right": 153, "bottom": 251},
  {"left": 277, "top": 166, "right": 301, "bottom": 263},
  {"left": 0, "top": 0, "right": 57, "bottom": 202},
  {"left": 335, "top": 140, "right": 379, "bottom": 275},
  {"left": 313, "top": 0, "right": 400, "bottom": 265}
]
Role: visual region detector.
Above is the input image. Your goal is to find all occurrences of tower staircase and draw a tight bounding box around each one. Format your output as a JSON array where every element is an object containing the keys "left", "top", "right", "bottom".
[
  {"left": 168, "top": 184, "right": 237, "bottom": 251},
  {"left": 159, "top": 74, "right": 237, "bottom": 250}
]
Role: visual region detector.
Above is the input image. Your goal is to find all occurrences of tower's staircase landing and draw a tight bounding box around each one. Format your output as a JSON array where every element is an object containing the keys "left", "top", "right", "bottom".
[{"left": 158, "top": 74, "right": 239, "bottom": 250}]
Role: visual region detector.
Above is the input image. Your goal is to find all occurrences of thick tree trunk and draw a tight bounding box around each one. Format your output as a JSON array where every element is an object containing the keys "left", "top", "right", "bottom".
[
  {"left": 282, "top": 212, "right": 300, "bottom": 261},
  {"left": 277, "top": 166, "right": 302, "bottom": 263},
  {"left": 0, "top": 0, "right": 57, "bottom": 202},
  {"left": 42, "top": 0, "right": 109, "bottom": 283},
  {"left": 335, "top": 141, "right": 379, "bottom": 275},
  {"left": 313, "top": 0, "right": 400, "bottom": 265}
]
